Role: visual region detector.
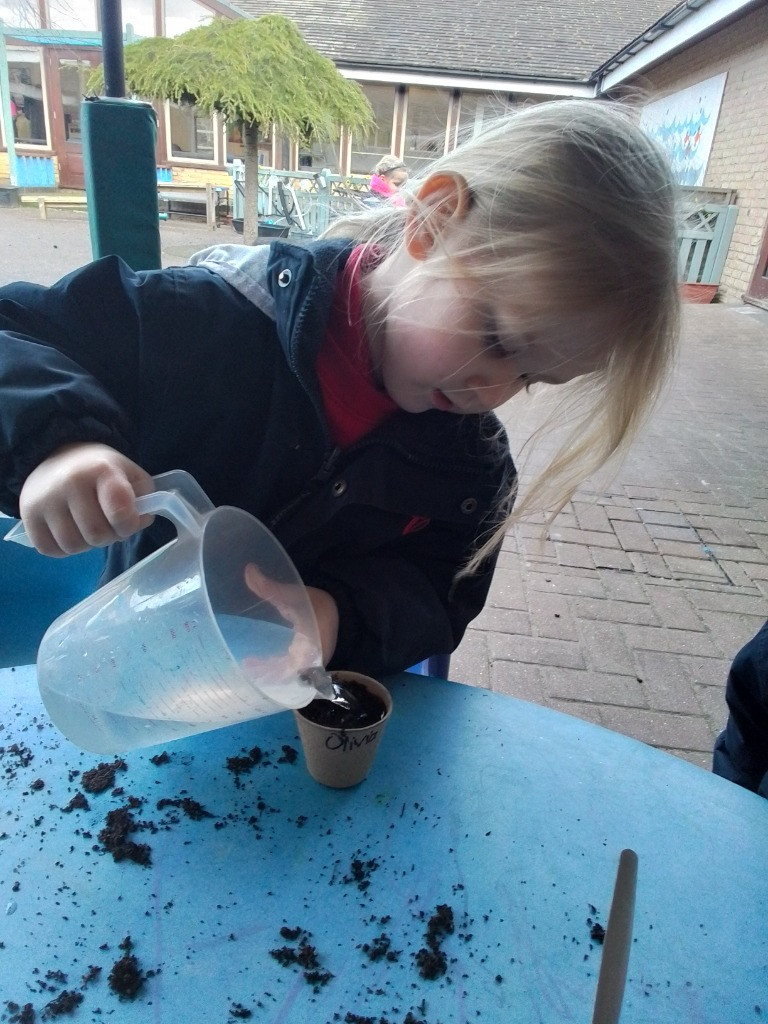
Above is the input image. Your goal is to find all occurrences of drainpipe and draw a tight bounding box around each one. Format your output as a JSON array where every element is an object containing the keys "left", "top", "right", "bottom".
[{"left": 0, "top": 23, "right": 19, "bottom": 186}]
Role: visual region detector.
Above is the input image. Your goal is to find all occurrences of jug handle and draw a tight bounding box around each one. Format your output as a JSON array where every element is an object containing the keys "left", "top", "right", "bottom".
[
  {"left": 135, "top": 489, "right": 206, "bottom": 538},
  {"left": 4, "top": 468, "right": 215, "bottom": 548},
  {"left": 145, "top": 469, "right": 215, "bottom": 517}
]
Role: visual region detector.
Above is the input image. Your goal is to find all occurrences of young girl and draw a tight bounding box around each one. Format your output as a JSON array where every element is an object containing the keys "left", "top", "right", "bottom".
[
  {"left": 0, "top": 99, "right": 679, "bottom": 679},
  {"left": 369, "top": 155, "right": 409, "bottom": 205}
]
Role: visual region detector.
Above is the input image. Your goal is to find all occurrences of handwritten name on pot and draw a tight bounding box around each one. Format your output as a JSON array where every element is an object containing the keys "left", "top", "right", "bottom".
[{"left": 324, "top": 728, "right": 380, "bottom": 752}]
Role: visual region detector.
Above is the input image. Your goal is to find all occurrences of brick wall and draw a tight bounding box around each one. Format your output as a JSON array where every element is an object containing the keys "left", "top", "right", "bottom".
[{"left": 636, "top": 4, "right": 768, "bottom": 303}]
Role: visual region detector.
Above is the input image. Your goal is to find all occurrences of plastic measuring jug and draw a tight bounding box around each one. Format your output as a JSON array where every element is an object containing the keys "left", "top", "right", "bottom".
[{"left": 5, "top": 470, "right": 332, "bottom": 754}]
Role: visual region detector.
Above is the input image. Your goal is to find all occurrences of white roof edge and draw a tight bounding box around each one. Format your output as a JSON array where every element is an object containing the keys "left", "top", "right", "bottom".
[
  {"left": 597, "top": 0, "right": 760, "bottom": 92},
  {"left": 339, "top": 66, "right": 595, "bottom": 98}
]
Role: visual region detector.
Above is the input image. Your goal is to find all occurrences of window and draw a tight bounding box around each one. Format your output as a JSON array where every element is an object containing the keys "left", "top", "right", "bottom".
[
  {"left": 59, "top": 60, "right": 93, "bottom": 145},
  {"left": 402, "top": 86, "right": 451, "bottom": 173},
  {"left": 168, "top": 101, "right": 216, "bottom": 162},
  {"left": 47, "top": 0, "right": 97, "bottom": 31},
  {"left": 8, "top": 56, "right": 47, "bottom": 146},
  {"left": 122, "top": 0, "right": 155, "bottom": 37},
  {"left": 455, "top": 92, "right": 510, "bottom": 146},
  {"left": 226, "top": 122, "right": 274, "bottom": 167},
  {"left": 0, "top": 1, "right": 42, "bottom": 28},
  {"left": 297, "top": 137, "right": 341, "bottom": 173},
  {"left": 165, "top": 0, "right": 214, "bottom": 37},
  {"left": 226, "top": 122, "right": 245, "bottom": 164},
  {"left": 350, "top": 83, "right": 395, "bottom": 175}
]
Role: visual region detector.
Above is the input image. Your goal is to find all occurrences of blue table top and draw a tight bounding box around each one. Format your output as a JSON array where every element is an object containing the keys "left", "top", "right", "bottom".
[{"left": 1, "top": 664, "right": 766, "bottom": 1022}]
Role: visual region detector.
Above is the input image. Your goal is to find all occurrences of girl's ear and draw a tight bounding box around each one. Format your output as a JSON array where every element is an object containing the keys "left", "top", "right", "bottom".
[{"left": 405, "top": 172, "right": 471, "bottom": 261}]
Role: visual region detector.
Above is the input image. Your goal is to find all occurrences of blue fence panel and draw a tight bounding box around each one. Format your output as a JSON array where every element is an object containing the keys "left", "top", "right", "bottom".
[
  {"left": 16, "top": 156, "right": 56, "bottom": 188},
  {"left": 677, "top": 204, "right": 739, "bottom": 285}
]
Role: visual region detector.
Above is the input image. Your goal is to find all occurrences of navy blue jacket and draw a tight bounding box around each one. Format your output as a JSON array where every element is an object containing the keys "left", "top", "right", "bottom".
[{"left": 0, "top": 239, "right": 516, "bottom": 676}]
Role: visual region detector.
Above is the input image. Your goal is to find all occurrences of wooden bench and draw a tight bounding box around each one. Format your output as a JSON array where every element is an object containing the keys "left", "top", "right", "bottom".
[
  {"left": 156, "top": 182, "right": 229, "bottom": 229},
  {"left": 19, "top": 186, "right": 228, "bottom": 228},
  {"left": 20, "top": 194, "right": 88, "bottom": 220}
]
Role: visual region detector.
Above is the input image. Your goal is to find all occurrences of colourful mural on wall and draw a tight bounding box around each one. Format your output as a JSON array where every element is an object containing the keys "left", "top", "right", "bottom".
[{"left": 640, "top": 73, "right": 727, "bottom": 187}]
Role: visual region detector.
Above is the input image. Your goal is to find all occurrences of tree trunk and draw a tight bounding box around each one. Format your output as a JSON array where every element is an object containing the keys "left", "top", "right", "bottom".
[{"left": 242, "top": 121, "right": 261, "bottom": 244}]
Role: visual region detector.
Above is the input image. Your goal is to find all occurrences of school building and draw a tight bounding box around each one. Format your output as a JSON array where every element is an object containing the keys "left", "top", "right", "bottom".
[{"left": 1, "top": 0, "right": 766, "bottom": 305}]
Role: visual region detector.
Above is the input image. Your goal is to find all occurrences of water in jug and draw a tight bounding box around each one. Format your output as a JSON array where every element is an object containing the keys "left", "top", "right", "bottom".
[{"left": 6, "top": 470, "right": 341, "bottom": 753}]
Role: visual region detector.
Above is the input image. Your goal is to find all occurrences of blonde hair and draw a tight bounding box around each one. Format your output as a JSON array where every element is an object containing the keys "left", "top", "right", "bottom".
[
  {"left": 372, "top": 154, "right": 407, "bottom": 177},
  {"left": 326, "top": 98, "right": 680, "bottom": 572}
]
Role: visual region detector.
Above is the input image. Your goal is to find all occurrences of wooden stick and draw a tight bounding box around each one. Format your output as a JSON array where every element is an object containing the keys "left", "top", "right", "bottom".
[{"left": 591, "top": 849, "right": 638, "bottom": 1024}]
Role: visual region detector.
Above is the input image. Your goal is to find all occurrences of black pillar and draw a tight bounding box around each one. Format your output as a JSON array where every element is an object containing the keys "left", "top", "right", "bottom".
[{"left": 100, "top": 0, "right": 125, "bottom": 98}]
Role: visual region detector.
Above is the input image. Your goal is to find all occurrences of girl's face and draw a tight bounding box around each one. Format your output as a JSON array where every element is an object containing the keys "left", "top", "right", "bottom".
[
  {"left": 385, "top": 168, "right": 409, "bottom": 190},
  {"left": 362, "top": 171, "right": 611, "bottom": 415},
  {"left": 365, "top": 252, "right": 607, "bottom": 415}
]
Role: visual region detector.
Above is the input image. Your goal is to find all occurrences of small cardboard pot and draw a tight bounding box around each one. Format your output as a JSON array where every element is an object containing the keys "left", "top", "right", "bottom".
[{"left": 293, "top": 671, "right": 393, "bottom": 788}]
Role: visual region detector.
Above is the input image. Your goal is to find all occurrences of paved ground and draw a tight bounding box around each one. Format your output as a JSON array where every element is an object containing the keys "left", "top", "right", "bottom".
[
  {"left": 0, "top": 204, "right": 223, "bottom": 284},
  {"left": 457, "top": 300, "right": 768, "bottom": 771},
  {"left": 2, "top": 204, "right": 768, "bottom": 771}
]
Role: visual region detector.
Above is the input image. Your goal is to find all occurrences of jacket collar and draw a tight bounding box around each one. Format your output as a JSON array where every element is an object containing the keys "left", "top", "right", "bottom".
[
  {"left": 188, "top": 238, "right": 353, "bottom": 379},
  {"left": 189, "top": 238, "right": 509, "bottom": 474}
]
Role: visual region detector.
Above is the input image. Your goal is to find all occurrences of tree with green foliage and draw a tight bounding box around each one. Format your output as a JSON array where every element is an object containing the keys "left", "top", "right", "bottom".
[{"left": 89, "top": 15, "right": 373, "bottom": 240}]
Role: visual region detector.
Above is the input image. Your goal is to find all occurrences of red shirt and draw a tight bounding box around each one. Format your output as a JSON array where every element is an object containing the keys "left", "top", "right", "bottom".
[{"left": 316, "top": 246, "right": 398, "bottom": 448}]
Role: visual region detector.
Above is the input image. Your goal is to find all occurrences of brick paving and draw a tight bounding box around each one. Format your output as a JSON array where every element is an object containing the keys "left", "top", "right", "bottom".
[
  {"left": 453, "top": 302, "right": 768, "bottom": 770},
  {"left": 2, "top": 205, "right": 768, "bottom": 771}
]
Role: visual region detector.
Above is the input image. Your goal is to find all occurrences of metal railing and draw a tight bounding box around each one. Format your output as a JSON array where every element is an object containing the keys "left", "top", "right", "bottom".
[
  {"left": 230, "top": 162, "right": 379, "bottom": 237},
  {"left": 231, "top": 164, "right": 740, "bottom": 289}
]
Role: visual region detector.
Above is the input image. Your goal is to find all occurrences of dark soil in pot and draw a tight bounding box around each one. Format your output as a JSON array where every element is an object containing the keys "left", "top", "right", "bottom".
[{"left": 299, "top": 679, "right": 386, "bottom": 729}]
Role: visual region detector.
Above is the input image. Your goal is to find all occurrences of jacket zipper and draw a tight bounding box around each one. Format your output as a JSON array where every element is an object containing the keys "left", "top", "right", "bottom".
[{"left": 267, "top": 444, "right": 341, "bottom": 529}]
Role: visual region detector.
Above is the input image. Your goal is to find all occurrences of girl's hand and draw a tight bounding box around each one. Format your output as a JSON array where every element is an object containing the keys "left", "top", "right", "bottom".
[
  {"left": 18, "top": 442, "right": 155, "bottom": 556},
  {"left": 243, "top": 564, "right": 339, "bottom": 667},
  {"left": 305, "top": 586, "right": 340, "bottom": 666}
]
